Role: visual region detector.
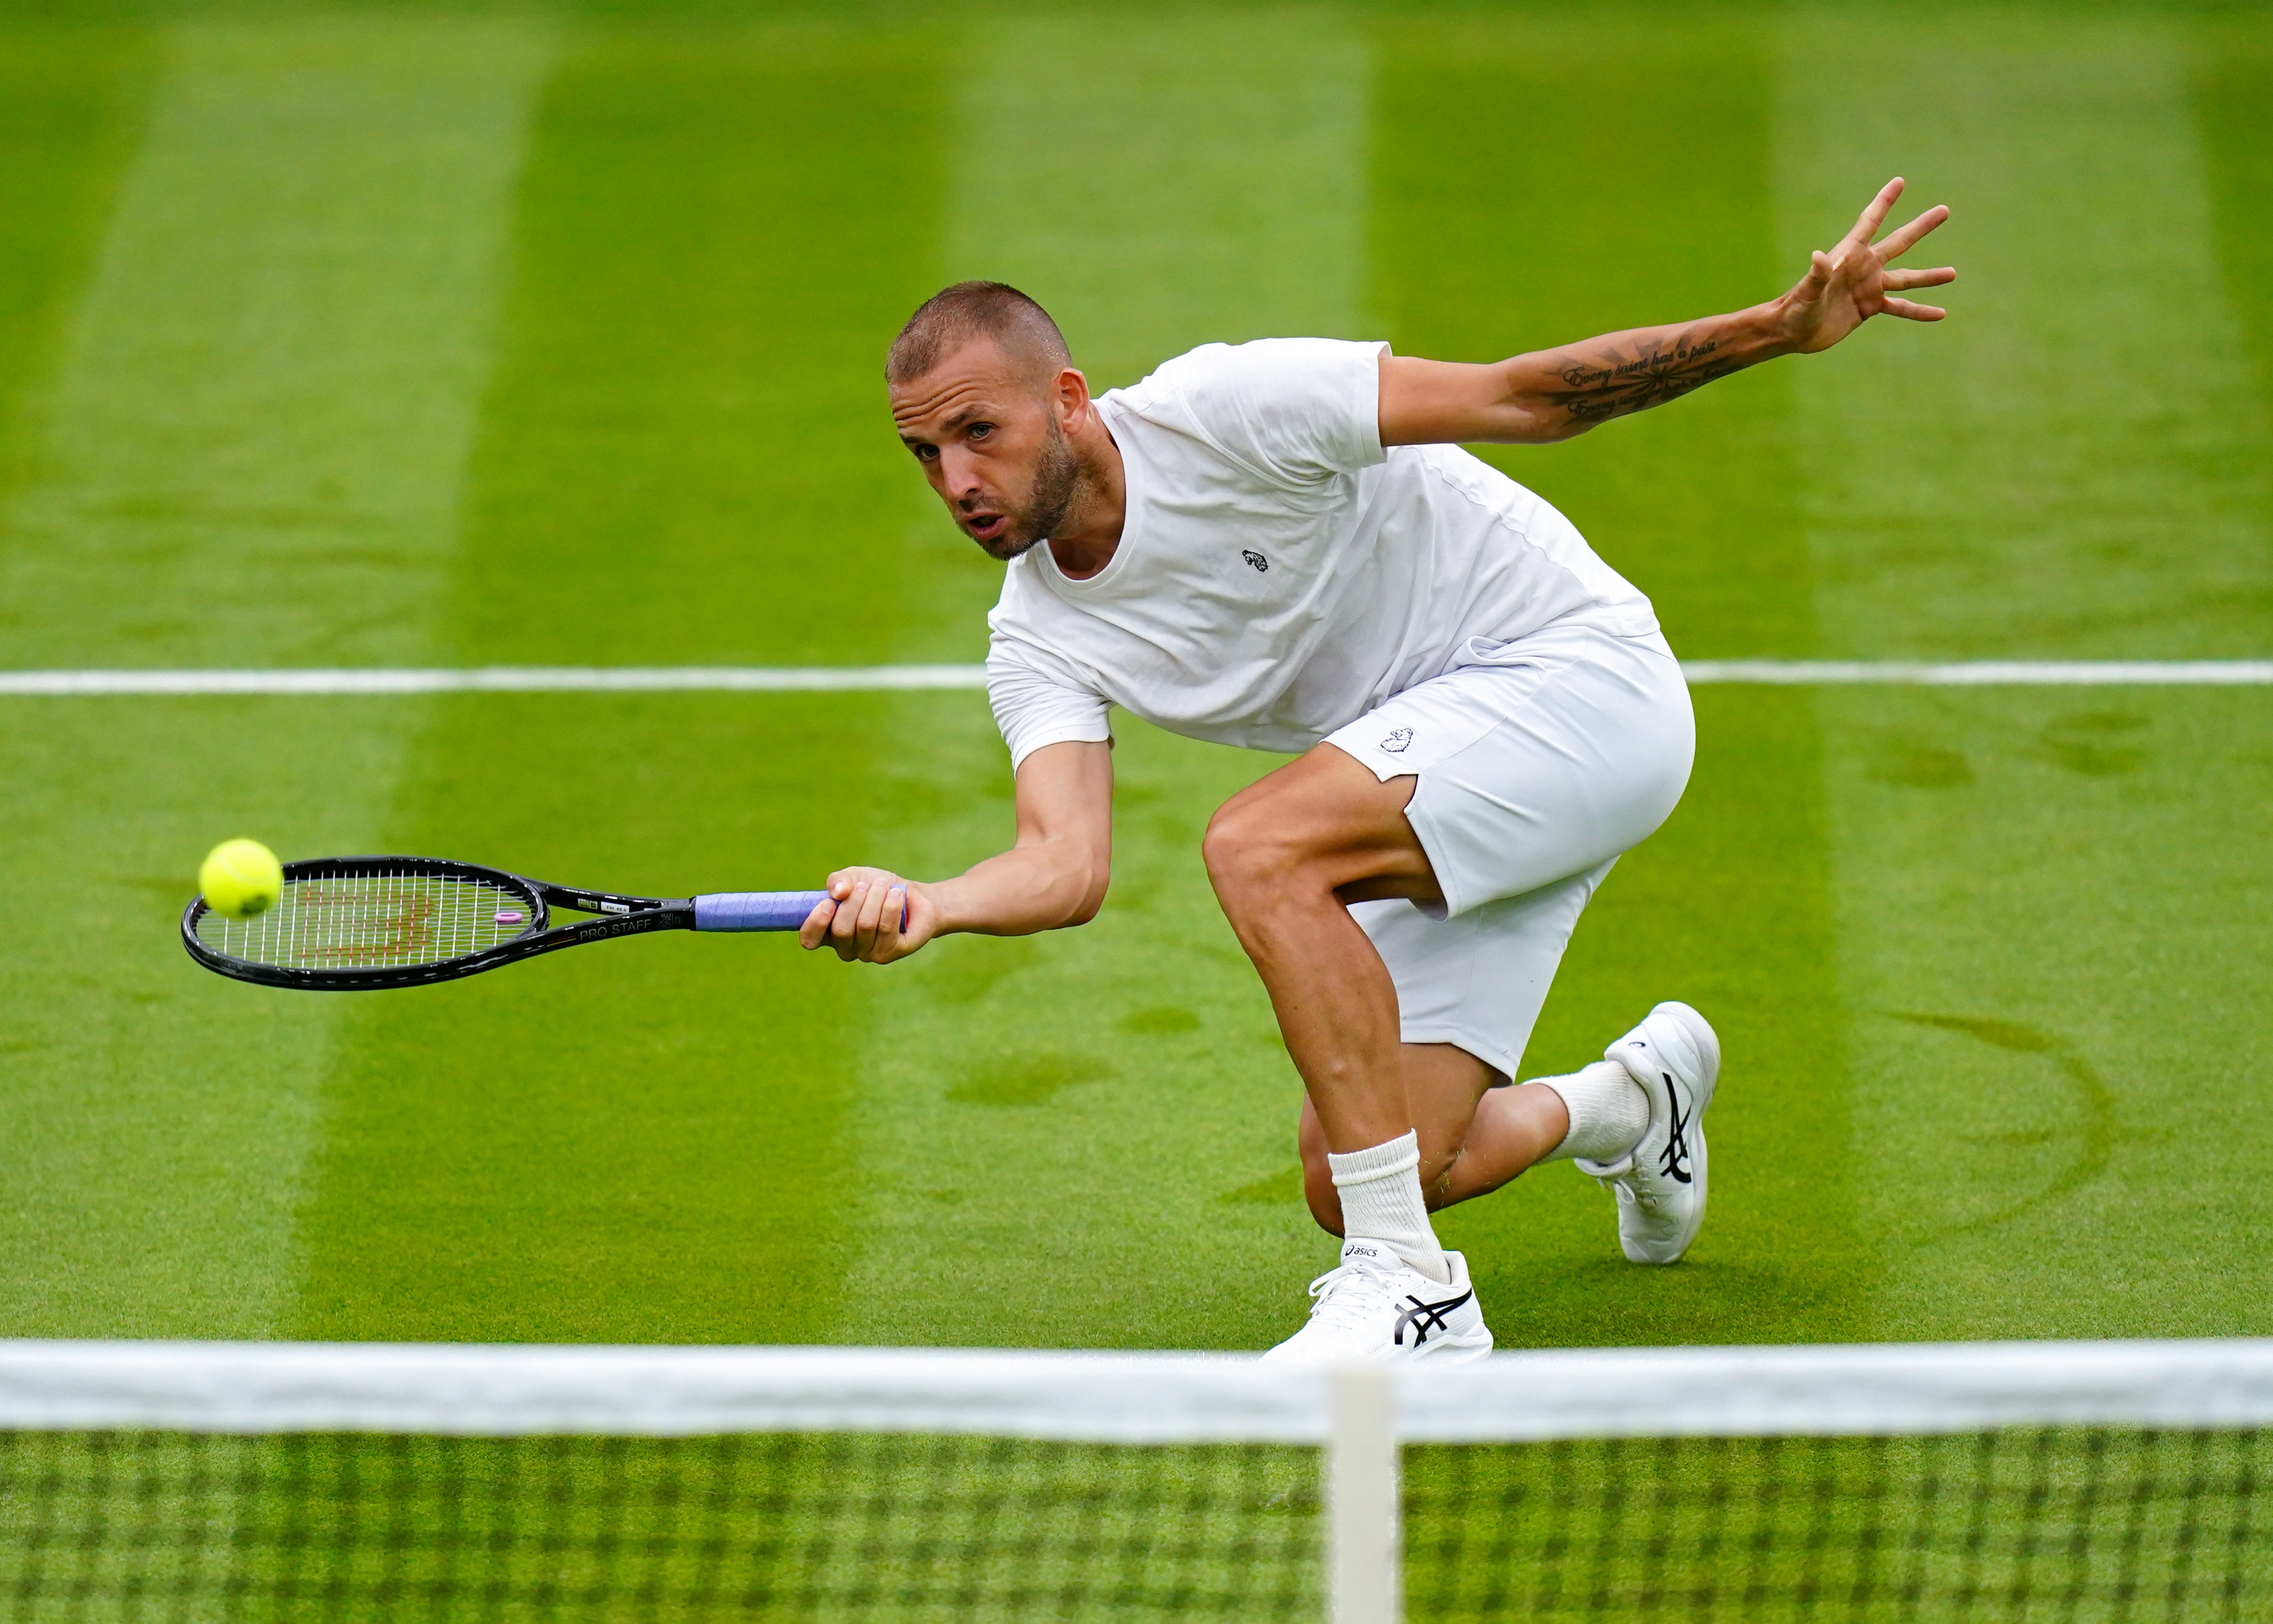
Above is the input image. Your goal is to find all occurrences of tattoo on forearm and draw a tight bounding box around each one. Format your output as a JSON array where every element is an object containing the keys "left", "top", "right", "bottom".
[{"left": 1545, "top": 330, "right": 1739, "bottom": 423}]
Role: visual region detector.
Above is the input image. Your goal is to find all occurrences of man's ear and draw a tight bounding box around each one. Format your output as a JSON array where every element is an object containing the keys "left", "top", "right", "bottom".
[{"left": 1051, "top": 365, "right": 1091, "bottom": 427}]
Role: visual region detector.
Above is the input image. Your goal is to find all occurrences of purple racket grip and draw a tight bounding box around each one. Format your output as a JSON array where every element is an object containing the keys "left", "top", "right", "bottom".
[{"left": 693, "top": 891, "right": 833, "bottom": 932}]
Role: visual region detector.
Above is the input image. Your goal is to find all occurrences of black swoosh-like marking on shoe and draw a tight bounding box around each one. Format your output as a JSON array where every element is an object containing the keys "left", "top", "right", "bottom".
[
  {"left": 1658, "top": 1073, "right": 1693, "bottom": 1185},
  {"left": 1394, "top": 1288, "right": 1474, "bottom": 1347}
]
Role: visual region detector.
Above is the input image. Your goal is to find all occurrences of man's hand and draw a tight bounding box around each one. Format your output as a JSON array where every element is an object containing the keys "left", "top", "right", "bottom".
[
  {"left": 1777, "top": 177, "right": 1955, "bottom": 354},
  {"left": 796, "top": 739, "right": 1113, "bottom": 968},
  {"left": 799, "top": 867, "right": 939, "bottom": 964}
]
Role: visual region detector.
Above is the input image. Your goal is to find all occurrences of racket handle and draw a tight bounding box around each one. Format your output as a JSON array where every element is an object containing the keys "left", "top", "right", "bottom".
[
  {"left": 693, "top": 891, "right": 832, "bottom": 932},
  {"left": 691, "top": 890, "right": 910, "bottom": 933}
]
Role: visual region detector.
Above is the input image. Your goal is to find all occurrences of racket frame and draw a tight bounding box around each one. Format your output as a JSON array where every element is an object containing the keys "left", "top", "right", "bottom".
[{"left": 181, "top": 856, "right": 694, "bottom": 992}]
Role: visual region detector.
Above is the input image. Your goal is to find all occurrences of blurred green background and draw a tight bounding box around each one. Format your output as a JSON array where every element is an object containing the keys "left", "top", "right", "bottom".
[{"left": 1, "top": 1, "right": 2267, "bottom": 1352}]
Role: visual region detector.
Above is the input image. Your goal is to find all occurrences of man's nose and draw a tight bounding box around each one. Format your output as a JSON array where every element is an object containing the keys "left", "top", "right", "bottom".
[{"left": 940, "top": 448, "right": 984, "bottom": 503}]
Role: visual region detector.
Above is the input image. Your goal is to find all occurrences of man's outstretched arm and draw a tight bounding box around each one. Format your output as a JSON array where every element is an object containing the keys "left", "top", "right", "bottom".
[
  {"left": 1378, "top": 177, "right": 1954, "bottom": 448},
  {"left": 799, "top": 738, "right": 1112, "bottom": 964}
]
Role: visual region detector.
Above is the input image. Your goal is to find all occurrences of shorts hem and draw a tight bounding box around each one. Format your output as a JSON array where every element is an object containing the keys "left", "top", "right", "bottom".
[
  {"left": 1396, "top": 1021, "right": 1521, "bottom": 1081},
  {"left": 1399, "top": 786, "right": 1472, "bottom": 921},
  {"left": 1325, "top": 738, "right": 1465, "bottom": 920}
]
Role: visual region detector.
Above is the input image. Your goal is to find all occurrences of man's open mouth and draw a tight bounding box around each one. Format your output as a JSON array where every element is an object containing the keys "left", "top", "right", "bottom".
[{"left": 964, "top": 513, "right": 1007, "bottom": 540}]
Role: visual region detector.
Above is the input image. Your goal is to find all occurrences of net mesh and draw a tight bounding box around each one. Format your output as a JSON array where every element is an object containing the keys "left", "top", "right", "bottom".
[
  {"left": 8, "top": 1426, "right": 2272, "bottom": 1621},
  {"left": 6, "top": 1344, "right": 2272, "bottom": 1622},
  {"left": 0, "top": 1431, "right": 1315, "bottom": 1622},
  {"left": 194, "top": 867, "right": 531, "bottom": 971},
  {"left": 1403, "top": 1430, "right": 2271, "bottom": 1621}
]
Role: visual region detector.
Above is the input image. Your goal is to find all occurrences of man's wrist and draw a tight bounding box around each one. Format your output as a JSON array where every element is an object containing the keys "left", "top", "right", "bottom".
[
  {"left": 917, "top": 878, "right": 962, "bottom": 936},
  {"left": 1752, "top": 295, "right": 1808, "bottom": 358}
]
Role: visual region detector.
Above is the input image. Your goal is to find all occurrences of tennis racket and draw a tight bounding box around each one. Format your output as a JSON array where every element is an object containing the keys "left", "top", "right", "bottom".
[{"left": 180, "top": 856, "right": 871, "bottom": 991}]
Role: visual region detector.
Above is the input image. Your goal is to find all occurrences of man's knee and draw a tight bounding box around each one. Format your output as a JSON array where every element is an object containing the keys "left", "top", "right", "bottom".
[{"left": 1201, "top": 795, "right": 1308, "bottom": 903}]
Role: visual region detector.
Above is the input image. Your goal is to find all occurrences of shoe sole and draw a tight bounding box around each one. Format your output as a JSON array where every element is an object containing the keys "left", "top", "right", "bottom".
[
  {"left": 1418, "top": 1329, "right": 1494, "bottom": 1365},
  {"left": 1258, "top": 1333, "right": 1494, "bottom": 1368}
]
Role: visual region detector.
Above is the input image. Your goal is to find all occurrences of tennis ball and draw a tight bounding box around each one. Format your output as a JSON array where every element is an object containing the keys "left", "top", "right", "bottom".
[{"left": 200, "top": 838, "right": 283, "bottom": 920}]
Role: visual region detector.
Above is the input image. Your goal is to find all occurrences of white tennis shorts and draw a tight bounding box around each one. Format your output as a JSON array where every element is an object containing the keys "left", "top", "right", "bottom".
[{"left": 1323, "top": 619, "right": 1694, "bottom": 1078}]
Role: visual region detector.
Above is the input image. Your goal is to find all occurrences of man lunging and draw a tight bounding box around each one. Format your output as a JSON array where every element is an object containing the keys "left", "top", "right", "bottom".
[{"left": 804, "top": 179, "right": 1953, "bottom": 1363}]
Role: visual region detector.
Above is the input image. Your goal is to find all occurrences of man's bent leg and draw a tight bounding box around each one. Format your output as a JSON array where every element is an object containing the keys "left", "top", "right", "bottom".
[
  {"left": 1204, "top": 745, "right": 1455, "bottom": 1278},
  {"left": 1299, "top": 1046, "right": 1573, "bottom": 1233},
  {"left": 1203, "top": 743, "right": 1442, "bottom": 1151}
]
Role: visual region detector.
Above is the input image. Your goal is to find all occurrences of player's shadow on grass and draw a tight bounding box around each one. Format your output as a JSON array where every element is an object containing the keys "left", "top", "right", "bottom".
[{"left": 1889, "top": 1011, "right": 2119, "bottom": 1237}]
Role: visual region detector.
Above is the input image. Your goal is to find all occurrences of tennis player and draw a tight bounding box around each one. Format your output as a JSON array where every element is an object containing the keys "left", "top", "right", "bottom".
[{"left": 805, "top": 179, "right": 1953, "bottom": 1364}]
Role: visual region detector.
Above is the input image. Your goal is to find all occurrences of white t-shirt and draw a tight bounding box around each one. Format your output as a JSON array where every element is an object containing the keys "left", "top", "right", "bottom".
[{"left": 986, "top": 337, "right": 1657, "bottom": 768}]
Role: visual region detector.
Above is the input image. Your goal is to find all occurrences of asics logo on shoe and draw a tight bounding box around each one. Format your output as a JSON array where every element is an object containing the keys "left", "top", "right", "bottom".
[
  {"left": 1659, "top": 1074, "right": 1693, "bottom": 1185},
  {"left": 1394, "top": 1287, "right": 1474, "bottom": 1347}
]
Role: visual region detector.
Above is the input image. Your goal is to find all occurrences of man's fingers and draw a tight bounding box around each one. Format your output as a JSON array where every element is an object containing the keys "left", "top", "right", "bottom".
[
  {"left": 1881, "top": 296, "right": 1947, "bottom": 322},
  {"left": 1883, "top": 265, "right": 1957, "bottom": 291},
  {"left": 830, "top": 878, "right": 867, "bottom": 959},
  {"left": 830, "top": 878, "right": 863, "bottom": 937},
  {"left": 874, "top": 884, "right": 906, "bottom": 960},
  {"left": 1842, "top": 177, "right": 1906, "bottom": 250},
  {"left": 797, "top": 896, "right": 837, "bottom": 951},
  {"left": 855, "top": 875, "right": 892, "bottom": 954},
  {"left": 801, "top": 867, "right": 924, "bottom": 963},
  {"left": 1874, "top": 204, "right": 1950, "bottom": 261}
]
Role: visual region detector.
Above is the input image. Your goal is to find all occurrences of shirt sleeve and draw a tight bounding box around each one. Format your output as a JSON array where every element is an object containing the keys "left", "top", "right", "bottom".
[
  {"left": 986, "top": 627, "right": 1113, "bottom": 772},
  {"left": 1159, "top": 337, "right": 1388, "bottom": 487}
]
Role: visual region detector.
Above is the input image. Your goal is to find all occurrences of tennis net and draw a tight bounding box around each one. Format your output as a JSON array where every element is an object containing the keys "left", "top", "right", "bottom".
[{"left": 3, "top": 1337, "right": 2270, "bottom": 1621}]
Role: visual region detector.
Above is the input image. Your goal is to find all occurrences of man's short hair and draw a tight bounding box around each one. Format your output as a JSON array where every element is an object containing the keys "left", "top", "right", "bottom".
[{"left": 886, "top": 281, "right": 1071, "bottom": 387}]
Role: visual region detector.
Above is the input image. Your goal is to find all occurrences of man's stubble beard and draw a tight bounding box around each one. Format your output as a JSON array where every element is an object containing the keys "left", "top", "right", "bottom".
[{"left": 981, "top": 416, "right": 1081, "bottom": 563}]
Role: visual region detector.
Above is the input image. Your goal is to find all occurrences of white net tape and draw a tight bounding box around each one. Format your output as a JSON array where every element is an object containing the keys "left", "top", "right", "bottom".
[{"left": 6, "top": 1339, "right": 2273, "bottom": 1443}]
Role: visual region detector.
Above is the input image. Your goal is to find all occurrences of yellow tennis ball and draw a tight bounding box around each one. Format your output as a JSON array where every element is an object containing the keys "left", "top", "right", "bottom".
[{"left": 200, "top": 838, "right": 283, "bottom": 920}]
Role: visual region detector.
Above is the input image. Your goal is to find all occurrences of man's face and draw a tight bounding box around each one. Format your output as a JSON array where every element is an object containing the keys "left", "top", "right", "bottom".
[{"left": 890, "top": 338, "right": 1080, "bottom": 562}]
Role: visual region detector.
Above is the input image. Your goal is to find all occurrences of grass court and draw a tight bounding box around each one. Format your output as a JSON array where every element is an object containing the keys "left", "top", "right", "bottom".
[{"left": 2, "top": 0, "right": 2270, "bottom": 1357}]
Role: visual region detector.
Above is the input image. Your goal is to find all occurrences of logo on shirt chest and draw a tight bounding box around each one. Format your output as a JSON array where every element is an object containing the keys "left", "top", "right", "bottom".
[{"left": 1240, "top": 550, "right": 1268, "bottom": 573}]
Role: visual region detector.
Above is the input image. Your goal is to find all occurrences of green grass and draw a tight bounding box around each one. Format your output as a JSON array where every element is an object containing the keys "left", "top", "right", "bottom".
[{"left": 1, "top": 3, "right": 2268, "bottom": 1353}]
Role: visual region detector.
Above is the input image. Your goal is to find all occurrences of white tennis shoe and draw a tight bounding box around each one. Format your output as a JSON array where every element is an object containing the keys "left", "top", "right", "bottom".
[
  {"left": 1575, "top": 1001, "right": 1720, "bottom": 1265},
  {"left": 1260, "top": 1239, "right": 1493, "bottom": 1366}
]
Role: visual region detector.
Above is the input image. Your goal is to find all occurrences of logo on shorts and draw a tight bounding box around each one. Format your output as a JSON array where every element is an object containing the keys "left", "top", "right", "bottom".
[
  {"left": 1241, "top": 550, "right": 1268, "bottom": 573},
  {"left": 1380, "top": 727, "right": 1414, "bottom": 753}
]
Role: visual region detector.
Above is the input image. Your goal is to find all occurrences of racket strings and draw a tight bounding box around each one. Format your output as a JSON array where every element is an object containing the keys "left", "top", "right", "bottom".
[{"left": 197, "top": 868, "right": 532, "bottom": 970}]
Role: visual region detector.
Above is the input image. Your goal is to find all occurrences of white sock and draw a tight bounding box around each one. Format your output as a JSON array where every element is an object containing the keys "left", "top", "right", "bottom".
[
  {"left": 1328, "top": 1131, "right": 1449, "bottom": 1283},
  {"left": 1534, "top": 1060, "right": 1651, "bottom": 1164}
]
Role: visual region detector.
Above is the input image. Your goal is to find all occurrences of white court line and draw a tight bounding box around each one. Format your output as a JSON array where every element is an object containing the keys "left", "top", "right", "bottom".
[
  {"left": 1680, "top": 660, "right": 2273, "bottom": 686},
  {"left": 0, "top": 666, "right": 992, "bottom": 695},
  {"left": 1, "top": 661, "right": 2270, "bottom": 696}
]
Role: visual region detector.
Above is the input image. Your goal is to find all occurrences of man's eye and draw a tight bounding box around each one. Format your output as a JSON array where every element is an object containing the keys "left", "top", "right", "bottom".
[{"left": 968, "top": 423, "right": 993, "bottom": 441}]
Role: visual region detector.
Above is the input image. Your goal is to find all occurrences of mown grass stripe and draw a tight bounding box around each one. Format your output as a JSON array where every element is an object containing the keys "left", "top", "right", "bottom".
[
  {"left": 0, "top": 18, "right": 551, "bottom": 1342},
  {"left": 288, "top": 25, "right": 952, "bottom": 1349},
  {"left": 5, "top": 661, "right": 2271, "bottom": 696}
]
